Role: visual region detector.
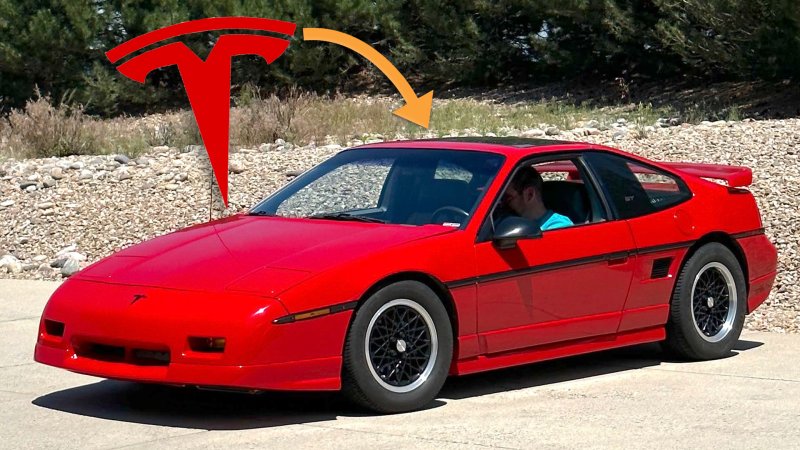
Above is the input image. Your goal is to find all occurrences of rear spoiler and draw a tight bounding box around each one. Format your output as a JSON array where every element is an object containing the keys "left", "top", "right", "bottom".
[{"left": 664, "top": 162, "right": 753, "bottom": 188}]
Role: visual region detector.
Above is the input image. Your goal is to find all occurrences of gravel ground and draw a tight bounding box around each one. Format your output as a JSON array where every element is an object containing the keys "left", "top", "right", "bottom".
[{"left": 0, "top": 118, "right": 797, "bottom": 332}]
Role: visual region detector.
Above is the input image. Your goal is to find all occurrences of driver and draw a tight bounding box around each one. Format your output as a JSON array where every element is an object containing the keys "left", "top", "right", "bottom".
[{"left": 501, "top": 166, "right": 573, "bottom": 231}]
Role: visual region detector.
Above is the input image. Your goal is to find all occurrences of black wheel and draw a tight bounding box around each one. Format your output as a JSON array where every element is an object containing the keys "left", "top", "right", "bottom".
[
  {"left": 663, "top": 243, "right": 746, "bottom": 360},
  {"left": 342, "top": 281, "right": 453, "bottom": 413}
]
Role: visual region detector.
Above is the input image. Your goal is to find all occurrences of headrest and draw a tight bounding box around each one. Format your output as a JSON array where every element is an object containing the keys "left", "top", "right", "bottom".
[{"left": 542, "top": 180, "right": 590, "bottom": 224}]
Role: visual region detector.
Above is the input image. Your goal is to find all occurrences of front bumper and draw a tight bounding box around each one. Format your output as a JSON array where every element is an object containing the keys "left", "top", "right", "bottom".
[{"left": 34, "top": 279, "right": 351, "bottom": 391}]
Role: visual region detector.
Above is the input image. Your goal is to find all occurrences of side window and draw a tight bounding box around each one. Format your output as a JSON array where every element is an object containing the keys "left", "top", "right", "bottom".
[
  {"left": 489, "top": 158, "right": 605, "bottom": 231},
  {"left": 584, "top": 152, "right": 691, "bottom": 219}
]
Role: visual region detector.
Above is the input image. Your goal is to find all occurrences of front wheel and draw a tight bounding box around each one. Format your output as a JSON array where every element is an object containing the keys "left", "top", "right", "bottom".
[
  {"left": 663, "top": 243, "right": 747, "bottom": 360},
  {"left": 342, "top": 281, "right": 453, "bottom": 413}
]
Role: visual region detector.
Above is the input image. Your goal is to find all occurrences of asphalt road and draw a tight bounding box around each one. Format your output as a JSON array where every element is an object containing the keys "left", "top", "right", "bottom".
[{"left": 2, "top": 278, "right": 799, "bottom": 449}]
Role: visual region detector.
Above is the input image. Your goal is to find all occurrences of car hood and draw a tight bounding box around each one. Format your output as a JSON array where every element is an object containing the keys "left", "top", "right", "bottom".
[{"left": 75, "top": 215, "right": 455, "bottom": 294}]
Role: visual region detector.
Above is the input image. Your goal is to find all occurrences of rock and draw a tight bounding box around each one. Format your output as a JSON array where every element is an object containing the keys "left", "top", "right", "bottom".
[
  {"left": 0, "top": 255, "right": 22, "bottom": 273},
  {"left": 50, "top": 257, "right": 67, "bottom": 268},
  {"left": 25, "top": 185, "right": 37, "bottom": 192},
  {"left": 229, "top": 162, "right": 245, "bottom": 174},
  {"left": 56, "top": 244, "right": 77, "bottom": 257},
  {"left": 521, "top": 128, "right": 544, "bottom": 138},
  {"left": 183, "top": 145, "right": 203, "bottom": 153},
  {"left": 258, "top": 143, "right": 273, "bottom": 152},
  {"left": 0, "top": 199, "right": 14, "bottom": 208},
  {"left": 79, "top": 170, "right": 93, "bottom": 180},
  {"left": 114, "top": 154, "right": 131, "bottom": 164},
  {"left": 175, "top": 173, "right": 188, "bottom": 182},
  {"left": 38, "top": 264, "right": 54, "bottom": 276},
  {"left": 587, "top": 128, "right": 601, "bottom": 135},
  {"left": 616, "top": 118, "right": 627, "bottom": 124},
  {"left": 61, "top": 258, "right": 81, "bottom": 277},
  {"left": 50, "top": 167, "right": 65, "bottom": 180},
  {"left": 6, "top": 261, "right": 23, "bottom": 274},
  {"left": 612, "top": 130, "right": 627, "bottom": 140},
  {"left": 33, "top": 255, "right": 47, "bottom": 262},
  {"left": 143, "top": 180, "right": 156, "bottom": 190},
  {"left": 61, "top": 252, "right": 86, "bottom": 262},
  {"left": 135, "top": 157, "right": 150, "bottom": 166},
  {"left": 286, "top": 170, "right": 304, "bottom": 178},
  {"left": 152, "top": 145, "right": 170, "bottom": 152},
  {"left": 17, "top": 237, "right": 29, "bottom": 244},
  {"left": 116, "top": 170, "right": 132, "bottom": 181},
  {"left": 19, "top": 181, "right": 37, "bottom": 190},
  {"left": 36, "top": 202, "right": 55, "bottom": 210},
  {"left": 42, "top": 176, "right": 57, "bottom": 188},
  {"left": 22, "top": 263, "right": 37, "bottom": 272},
  {"left": 585, "top": 119, "right": 600, "bottom": 128},
  {"left": 69, "top": 162, "right": 84, "bottom": 170},
  {"left": 165, "top": 183, "right": 179, "bottom": 191},
  {"left": 545, "top": 126, "right": 560, "bottom": 136}
]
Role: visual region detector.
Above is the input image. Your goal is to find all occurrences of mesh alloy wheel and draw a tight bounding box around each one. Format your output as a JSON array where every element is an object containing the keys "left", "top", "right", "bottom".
[
  {"left": 365, "top": 299, "right": 438, "bottom": 393},
  {"left": 691, "top": 262, "right": 738, "bottom": 343}
]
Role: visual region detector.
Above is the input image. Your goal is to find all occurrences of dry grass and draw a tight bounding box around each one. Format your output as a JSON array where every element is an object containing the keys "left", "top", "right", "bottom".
[
  {"left": 0, "top": 94, "right": 148, "bottom": 159},
  {"left": 0, "top": 89, "right": 689, "bottom": 160}
]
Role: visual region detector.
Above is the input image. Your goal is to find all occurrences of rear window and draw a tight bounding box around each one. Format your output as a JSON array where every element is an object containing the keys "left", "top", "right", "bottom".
[{"left": 584, "top": 152, "right": 691, "bottom": 219}]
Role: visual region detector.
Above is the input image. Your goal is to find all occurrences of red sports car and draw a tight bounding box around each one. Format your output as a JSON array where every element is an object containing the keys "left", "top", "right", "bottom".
[{"left": 35, "top": 138, "right": 778, "bottom": 412}]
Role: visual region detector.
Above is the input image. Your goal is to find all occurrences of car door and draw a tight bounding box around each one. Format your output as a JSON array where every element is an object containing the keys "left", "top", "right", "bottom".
[
  {"left": 582, "top": 152, "right": 694, "bottom": 333},
  {"left": 474, "top": 156, "right": 636, "bottom": 355}
]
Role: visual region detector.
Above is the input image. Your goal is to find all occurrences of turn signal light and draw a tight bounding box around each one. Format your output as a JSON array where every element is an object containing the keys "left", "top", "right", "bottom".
[{"left": 188, "top": 336, "right": 226, "bottom": 353}]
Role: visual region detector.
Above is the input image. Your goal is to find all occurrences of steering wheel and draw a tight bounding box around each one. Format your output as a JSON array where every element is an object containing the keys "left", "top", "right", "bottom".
[{"left": 431, "top": 206, "right": 470, "bottom": 225}]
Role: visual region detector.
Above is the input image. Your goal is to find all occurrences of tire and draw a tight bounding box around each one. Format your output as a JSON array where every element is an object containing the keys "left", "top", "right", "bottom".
[
  {"left": 663, "top": 243, "right": 747, "bottom": 360},
  {"left": 342, "top": 281, "right": 453, "bottom": 413}
]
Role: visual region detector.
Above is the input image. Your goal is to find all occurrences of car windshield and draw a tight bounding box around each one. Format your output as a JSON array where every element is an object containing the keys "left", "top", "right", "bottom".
[{"left": 250, "top": 148, "right": 505, "bottom": 227}]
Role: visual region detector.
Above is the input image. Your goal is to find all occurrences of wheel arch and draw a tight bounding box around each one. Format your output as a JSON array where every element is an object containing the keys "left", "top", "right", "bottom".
[
  {"left": 353, "top": 271, "right": 459, "bottom": 340},
  {"left": 681, "top": 232, "right": 749, "bottom": 295}
]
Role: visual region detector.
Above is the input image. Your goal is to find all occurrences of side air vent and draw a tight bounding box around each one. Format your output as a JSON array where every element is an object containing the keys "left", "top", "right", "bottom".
[{"left": 651, "top": 257, "right": 673, "bottom": 279}]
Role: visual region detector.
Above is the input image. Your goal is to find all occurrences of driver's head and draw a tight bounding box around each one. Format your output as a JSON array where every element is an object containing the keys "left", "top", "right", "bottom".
[{"left": 503, "top": 166, "right": 544, "bottom": 216}]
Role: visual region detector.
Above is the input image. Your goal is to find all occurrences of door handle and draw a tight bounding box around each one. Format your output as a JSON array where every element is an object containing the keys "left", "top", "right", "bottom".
[{"left": 607, "top": 254, "right": 629, "bottom": 266}]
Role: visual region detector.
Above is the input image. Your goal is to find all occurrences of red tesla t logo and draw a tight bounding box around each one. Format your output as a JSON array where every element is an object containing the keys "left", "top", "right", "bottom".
[{"left": 106, "top": 17, "right": 296, "bottom": 206}]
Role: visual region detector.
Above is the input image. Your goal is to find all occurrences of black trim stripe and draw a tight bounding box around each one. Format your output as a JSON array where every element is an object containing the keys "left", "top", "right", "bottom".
[
  {"left": 731, "top": 228, "right": 765, "bottom": 239},
  {"left": 273, "top": 300, "right": 359, "bottom": 324},
  {"left": 445, "top": 228, "right": 765, "bottom": 289}
]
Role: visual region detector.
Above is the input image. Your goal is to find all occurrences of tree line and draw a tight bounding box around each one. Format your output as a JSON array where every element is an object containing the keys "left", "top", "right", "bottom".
[{"left": 1, "top": 0, "right": 797, "bottom": 116}]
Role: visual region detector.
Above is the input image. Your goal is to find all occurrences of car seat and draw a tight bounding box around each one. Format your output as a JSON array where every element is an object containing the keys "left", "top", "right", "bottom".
[{"left": 542, "top": 180, "right": 591, "bottom": 224}]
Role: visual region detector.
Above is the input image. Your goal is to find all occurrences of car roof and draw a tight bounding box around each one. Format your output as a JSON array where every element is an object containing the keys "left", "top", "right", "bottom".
[{"left": 353, "top": 137, "right": 593, "bottom": 156}]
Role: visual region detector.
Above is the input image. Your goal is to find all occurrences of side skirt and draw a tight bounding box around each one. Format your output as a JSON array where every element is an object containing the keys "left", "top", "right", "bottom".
[{"left": 453, "top": 326, "right": 665, "bottom": 376}]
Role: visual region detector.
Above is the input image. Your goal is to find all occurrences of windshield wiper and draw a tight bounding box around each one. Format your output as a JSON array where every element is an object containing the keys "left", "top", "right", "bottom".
[{"left": 307, "top": 212, "right": 386, "bottom": 223}]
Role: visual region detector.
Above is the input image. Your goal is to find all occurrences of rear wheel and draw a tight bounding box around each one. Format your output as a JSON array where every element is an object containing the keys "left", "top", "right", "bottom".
[
  {"left": 342, "top": 281, "right": 453, "bottom": 413},
  {"left": 663, "top": 243, "right": 746, "bottom": 360}
]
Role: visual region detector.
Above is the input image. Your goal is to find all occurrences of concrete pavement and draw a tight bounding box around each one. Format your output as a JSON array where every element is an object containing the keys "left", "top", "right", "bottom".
[{"left": 2, "top": 278, "right": 799, "bottom": 449}]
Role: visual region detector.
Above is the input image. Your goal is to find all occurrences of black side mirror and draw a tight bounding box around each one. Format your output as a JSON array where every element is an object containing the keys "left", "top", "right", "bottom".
[{"left": 492, "top": 216, "right": 542, "bottom": 250}]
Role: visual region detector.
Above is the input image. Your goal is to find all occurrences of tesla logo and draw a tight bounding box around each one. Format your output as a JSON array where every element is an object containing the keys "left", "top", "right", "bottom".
[
  {"left": 130, "top": 294, "right": 147, "bottom": 305},
  {"left": 106, "top": 17, "right": 296, "bottom": 206}
]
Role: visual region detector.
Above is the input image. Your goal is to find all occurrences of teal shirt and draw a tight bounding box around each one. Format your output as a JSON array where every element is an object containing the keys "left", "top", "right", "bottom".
[{"left": 537, "top": 210, "right": 573, "bottom": 231}]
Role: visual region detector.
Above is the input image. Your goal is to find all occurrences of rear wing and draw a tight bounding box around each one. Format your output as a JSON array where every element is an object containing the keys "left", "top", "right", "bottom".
[{"left": 664, "top": 162, "right": 753, "bottom": 188}]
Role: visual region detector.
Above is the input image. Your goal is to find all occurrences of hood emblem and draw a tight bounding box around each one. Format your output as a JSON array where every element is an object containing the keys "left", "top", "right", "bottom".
[{"left": 130, "top": 294, "right": 147, "bottom": 305}]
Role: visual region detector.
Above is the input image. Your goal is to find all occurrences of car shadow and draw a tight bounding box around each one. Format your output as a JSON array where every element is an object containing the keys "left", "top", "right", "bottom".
[{"left": 32, "top": 339, "right": 762, "bottom": 430}]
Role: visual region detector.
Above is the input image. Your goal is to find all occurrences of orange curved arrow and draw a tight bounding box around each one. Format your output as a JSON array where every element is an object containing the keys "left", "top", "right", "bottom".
[{"left": 303, "top": 28, "right": 433, "bottom": 128}]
